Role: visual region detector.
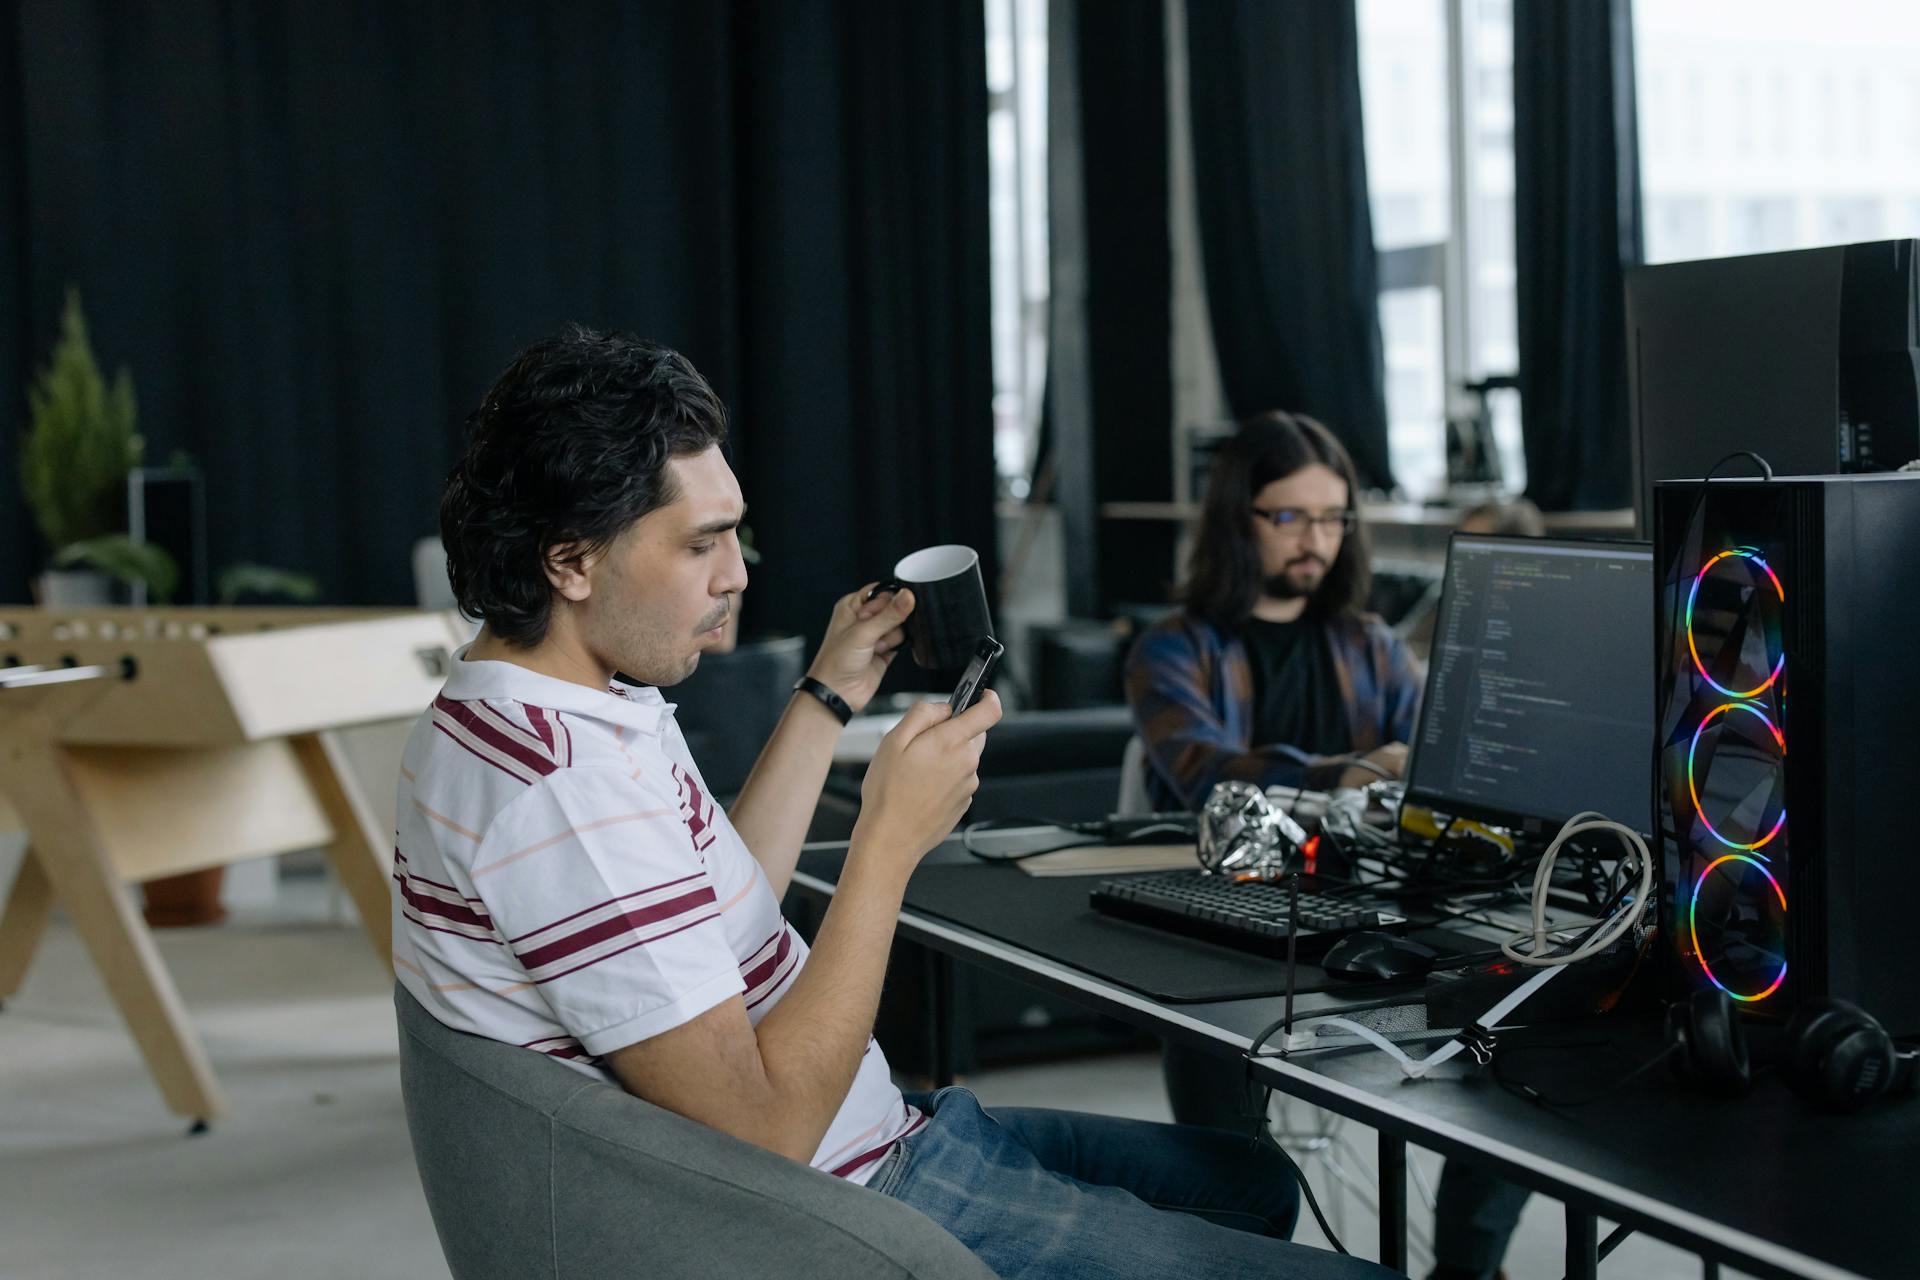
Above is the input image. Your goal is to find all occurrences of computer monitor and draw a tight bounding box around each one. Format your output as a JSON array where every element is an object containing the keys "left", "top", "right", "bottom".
[
  {"left": 1625, "top": 239, "right": 1920, "bottom": 532},
  {"left": 1404, "top": 535, "right": 1655, "bottom": 836}
]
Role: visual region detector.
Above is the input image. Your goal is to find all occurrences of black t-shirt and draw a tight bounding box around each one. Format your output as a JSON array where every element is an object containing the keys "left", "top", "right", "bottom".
[{"left": 1239, "top": 616, "right": 1351, "bottom": 756}]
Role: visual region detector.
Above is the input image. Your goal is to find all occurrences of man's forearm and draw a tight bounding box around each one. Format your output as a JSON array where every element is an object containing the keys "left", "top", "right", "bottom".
[
  {"left": 727, "top": 690, "right": 843, "bottom": 897},
  {"left": 748, "top": 848, "right": 907, "bottom": 1160}
]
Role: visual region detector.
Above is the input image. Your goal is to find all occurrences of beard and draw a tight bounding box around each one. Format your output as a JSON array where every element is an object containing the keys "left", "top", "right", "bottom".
[
  {"left": 1263, "top": 554, "right": 1330, "bottom": 601},
  {"left": 597, "top": 602, "right": 728, "bottom": 690}
]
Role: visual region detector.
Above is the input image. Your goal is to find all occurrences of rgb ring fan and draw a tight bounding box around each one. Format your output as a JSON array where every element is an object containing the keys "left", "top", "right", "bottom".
[
  {"left": 1686, "top": 548, "right": 1785, "bottom": 699},
  {"left": 1690, "top": 853, "right": 1789, "bottom": 1002},
  {"left": 1686, "top": 701, "right": 1788, "bottom": 853},
  {"left": 1670, "top": 541, "right": 1790, "bottom": 1006}
]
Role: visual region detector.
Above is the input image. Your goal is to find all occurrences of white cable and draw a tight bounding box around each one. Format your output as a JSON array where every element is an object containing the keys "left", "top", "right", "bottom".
[
  {"left": 1499, "top": 811, "right": 1653, "bottom": 968},
  {"left": 1291, "top": 964, "right": 1566, "bottom": 1078},
  {"left": 1264, "top": 808, "right": 1647, "bottom": 1080}
]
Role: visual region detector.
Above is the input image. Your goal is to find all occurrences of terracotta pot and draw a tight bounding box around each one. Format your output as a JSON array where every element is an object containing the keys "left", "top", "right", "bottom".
[{"left": 141, "top": 867, "right": 228, "bottom": 928}]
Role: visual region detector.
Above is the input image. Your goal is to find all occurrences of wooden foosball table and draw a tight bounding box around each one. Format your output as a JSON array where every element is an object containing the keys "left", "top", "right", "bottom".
[{"left": 0, "top": 607, "right": 470, "bottom": 1128}]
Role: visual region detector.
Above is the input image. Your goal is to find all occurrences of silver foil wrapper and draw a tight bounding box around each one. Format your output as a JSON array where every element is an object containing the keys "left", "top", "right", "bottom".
[{"left": 1196, "top": 780, "right": 1310, "bottom": 877}]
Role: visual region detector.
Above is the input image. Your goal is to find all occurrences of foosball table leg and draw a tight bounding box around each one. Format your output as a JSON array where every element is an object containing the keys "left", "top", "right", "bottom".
[
  {"left": 291, "top": 730, "right": 394, "bottom": 971},
  {"left": 0, "top": 848, "right": 55, "bottom": 1003},
  {"left": 0, "top": 722, "right": 227, "bottom": 1124}
]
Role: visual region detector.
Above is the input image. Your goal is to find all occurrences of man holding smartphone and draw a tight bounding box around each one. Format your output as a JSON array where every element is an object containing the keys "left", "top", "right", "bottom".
[
  {"left": 399, "top": 326, "right": 1385, "bottom": 1279},
  {"left": 947, "top": 637, "right": 1004, "bottom": 715}
]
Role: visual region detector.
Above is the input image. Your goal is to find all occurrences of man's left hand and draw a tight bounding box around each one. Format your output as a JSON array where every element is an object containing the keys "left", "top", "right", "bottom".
[{"left": 805, "top": 584, "right": 916, "bottom": 716}]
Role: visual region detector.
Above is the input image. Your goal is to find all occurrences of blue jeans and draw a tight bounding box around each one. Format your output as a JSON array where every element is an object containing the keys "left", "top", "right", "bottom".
[
  {"left": 1429, "top": 1160, "right": 1530, "bottom": 1280},
  {"left": 872, "top": 1087, "right": 1392, "bottom": 1279}
]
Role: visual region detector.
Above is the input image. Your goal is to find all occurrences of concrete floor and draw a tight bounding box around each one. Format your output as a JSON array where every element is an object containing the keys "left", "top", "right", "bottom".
[{"left": 1, "top": 872, "right": 1727, "bottom": 1279}]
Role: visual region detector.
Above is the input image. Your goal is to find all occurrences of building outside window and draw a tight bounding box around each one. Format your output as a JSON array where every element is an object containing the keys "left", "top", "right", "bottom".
[
  {"left": 1636, "top": 0, "right": 1920, "bottom": 265},
  {"left": 985, "top": 0, "right": 1049, "bottom": 500},
  {"left": 1358, "top": 0, "right": 1524, "bottom": 501}
]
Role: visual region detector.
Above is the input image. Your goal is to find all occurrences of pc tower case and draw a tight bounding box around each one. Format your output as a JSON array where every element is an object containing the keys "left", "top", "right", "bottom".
[{"left": 1654, "top": 473, "right": 1920, "bottom": 1034}]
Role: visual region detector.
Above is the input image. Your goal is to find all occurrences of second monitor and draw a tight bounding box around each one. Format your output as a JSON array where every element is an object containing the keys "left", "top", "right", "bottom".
[{"left": 1404, "top": 535, "right": 1654, "bottom": 836}]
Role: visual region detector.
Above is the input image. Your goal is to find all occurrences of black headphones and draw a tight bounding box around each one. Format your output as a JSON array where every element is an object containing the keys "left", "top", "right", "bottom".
[{"left": 1667, "top": 989, "right": 1920, "bottom": 1113}]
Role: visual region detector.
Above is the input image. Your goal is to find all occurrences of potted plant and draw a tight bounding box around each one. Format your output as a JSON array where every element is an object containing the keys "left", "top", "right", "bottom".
[
  {"left": 217, "top": 563, "right": 322, "bottom": 605},
  {"left": 18, "top": 289, "right": 175, "bottom": 604}
]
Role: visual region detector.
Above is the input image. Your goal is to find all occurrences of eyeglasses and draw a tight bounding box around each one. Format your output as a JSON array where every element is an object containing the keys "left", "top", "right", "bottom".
[{"left": 1251, "top": 507, "right": 1357, "bottom": 535}]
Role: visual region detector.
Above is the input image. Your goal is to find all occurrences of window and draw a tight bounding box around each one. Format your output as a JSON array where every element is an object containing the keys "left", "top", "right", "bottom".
[
  {"left": 984, "top": 0, "right": 1049, "bottom": 499},
  {"left": 1461, "top": 0, "right": 1524, "bottom": 494},
  {"left": 1358, "top": 0, "right": 1525, "bottom": 501},
  {"left": 1730, "top": 197, "right": 1797, "bottom": 255},
  {"left": 1637, "top": 1, "right": 1920, "bottom": 265},
  {"left": 1649, "top": 196, "right": 1713, "bottom": 262},
  {"left": 1357, "top": 0, "right": 1450, "bottom": 499}
]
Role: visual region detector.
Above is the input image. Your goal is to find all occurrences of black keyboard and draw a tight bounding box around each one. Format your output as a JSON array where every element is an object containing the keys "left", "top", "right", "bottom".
[{"left": 1090, "top": 871, "right": 1401, "bottom": 959}]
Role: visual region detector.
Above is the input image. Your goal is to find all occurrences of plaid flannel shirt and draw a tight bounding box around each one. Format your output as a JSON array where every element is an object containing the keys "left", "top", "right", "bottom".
[{"left": 1124, "top": 609, "right": 1423, "bottom": 811}]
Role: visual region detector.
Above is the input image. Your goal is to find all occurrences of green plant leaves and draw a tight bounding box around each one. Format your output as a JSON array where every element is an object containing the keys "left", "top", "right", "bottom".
[
  {"left": 53, "top": 535, "right": 179, "bottom": 603},
  {"left": 20, "top": 288, "right": 142, "bottom": 550}
]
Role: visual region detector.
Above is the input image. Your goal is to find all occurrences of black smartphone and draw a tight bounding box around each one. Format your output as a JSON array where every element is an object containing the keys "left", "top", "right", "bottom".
[{"left": 948, "top": 637, "right": 1003, "bottom": 715}]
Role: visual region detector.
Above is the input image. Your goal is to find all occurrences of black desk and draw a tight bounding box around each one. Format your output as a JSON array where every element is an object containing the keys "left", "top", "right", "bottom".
[{"left": 791, "top": 839, "right": 1905, "bottom": 1280}]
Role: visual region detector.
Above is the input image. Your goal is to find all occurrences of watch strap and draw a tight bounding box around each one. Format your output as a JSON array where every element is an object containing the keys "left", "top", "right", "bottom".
[{"left": 792, "top": 675, "right": 854, "bottom": 726}]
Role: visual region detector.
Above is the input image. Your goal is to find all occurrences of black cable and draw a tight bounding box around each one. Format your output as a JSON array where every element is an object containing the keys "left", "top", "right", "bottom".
[
  {"left": 1283, "top": 1145, "right": 1351, "bottom": 1256},
  {"left": 1319, "top": 822, "right": 1528, "bottom": 901},
  {"left": 1332, "top": 829, "right": 1610, "bottom": 937},
  {"left": 1341, "top": 814, "right": 1535, "bottom": 900},
  {"left": 961, "top": 834, "right": 1102, "bottom": 863},
  {"left": 1236, "top": 986, "right": 1480, "bottom": 1256},
  {"left": 1705, "top": 449, "right": 1774, "bottom": 484},
  {"left": 1233, "top": 1009, "right": 1403, "bottom": 1257},
  {"left": 958, "top": 815, "right": 1195, "bottom": 863},
  {"left": 1281, "top": 873, "right": 1300, "bottom": 1041}
]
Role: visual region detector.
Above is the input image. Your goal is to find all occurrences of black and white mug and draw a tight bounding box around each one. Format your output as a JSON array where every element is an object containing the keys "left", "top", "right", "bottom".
[{"left": 867, "top": 544, "right": 995, "bottom": 672}]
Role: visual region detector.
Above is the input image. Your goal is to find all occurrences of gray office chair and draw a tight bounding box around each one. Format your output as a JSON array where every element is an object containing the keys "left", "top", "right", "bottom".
[
  {"left": 395, "top": 986, "right": 996, "bottom": 1280},
  {"left": 1116, "top": 736, "right": 1152, "bottom": 816},
  {"left": 666, "top": 633, "right": 808, "bottom": 799},
  {"left": 412, "top": 536, "right": 456, "bottom": 610}
]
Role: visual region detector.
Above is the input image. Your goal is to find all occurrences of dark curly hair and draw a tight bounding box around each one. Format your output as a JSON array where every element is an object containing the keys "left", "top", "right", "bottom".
[
  {"left": 440, "top": 326, "right": 729, "bottom": 647},
  {"left": 1181, "top": 410, "right": 1371, "bottom": 627}
]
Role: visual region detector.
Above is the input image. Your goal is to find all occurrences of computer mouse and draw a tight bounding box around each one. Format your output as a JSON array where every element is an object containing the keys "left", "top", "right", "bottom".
[{"left": 1320, "top": 931, "right": 1440, "bottom": 981}]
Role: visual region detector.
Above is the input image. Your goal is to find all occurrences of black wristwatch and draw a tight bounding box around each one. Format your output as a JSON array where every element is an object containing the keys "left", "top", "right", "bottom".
[{"left": 792, "top": 675, "right": 854, "bottom": 726}]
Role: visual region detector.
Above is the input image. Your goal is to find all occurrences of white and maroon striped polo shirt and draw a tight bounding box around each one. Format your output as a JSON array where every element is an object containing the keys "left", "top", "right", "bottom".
[{"left": 391, "top": 648, "right": 922, "bottom": 1184}]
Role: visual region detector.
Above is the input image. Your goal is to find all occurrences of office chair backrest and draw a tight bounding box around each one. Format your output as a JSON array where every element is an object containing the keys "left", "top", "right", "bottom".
[
  {"left": 1116, "top": 736, "right": 1152, "bottom": 817},
  {"left": 412, "top": 537, "right": 457, "bottom": 611},
  {"left": 666, "top": 633, "right": 807, "bottom": 797},
  {"left": 394, "top": 985, "right": 996, "bottom": 1280}
]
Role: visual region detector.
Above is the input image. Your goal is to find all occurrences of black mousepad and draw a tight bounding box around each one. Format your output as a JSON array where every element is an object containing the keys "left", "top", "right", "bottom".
[{"left": 894, "top": 862, "right": 1471, "bottom": 1003}]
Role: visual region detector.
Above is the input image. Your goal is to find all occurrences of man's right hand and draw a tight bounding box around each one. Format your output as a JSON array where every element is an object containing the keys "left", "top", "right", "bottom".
[
  {"left": 1337, "top": 741, "right": 1408, "bottom": 790},
  {"left": 852, "top": 690, "right": 1003, "bottom": 874},
  {"left": 607, "top": 687, "right": 1001, "bottom": 1167}
]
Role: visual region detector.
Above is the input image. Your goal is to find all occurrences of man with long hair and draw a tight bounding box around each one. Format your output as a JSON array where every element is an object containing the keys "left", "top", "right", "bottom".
[
  {"left": 1125, "top": 410, "right": 1424, "bottom": 1143},
  {"left": 1127, "top": 411, "right": 1421, "bottom": 811}
]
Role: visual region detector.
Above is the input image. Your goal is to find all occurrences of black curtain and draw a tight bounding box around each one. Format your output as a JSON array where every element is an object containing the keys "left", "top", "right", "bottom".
[
  {"left": 1074, "top": 0, "right": 1173, "bottom": 611},
  {"left": 0, "top": 6, "right": 28, "bottom": 602},
  {"left": 1513, "top": 0, "right": 1643, "bottom": 511},
  {"left": 1184, "top": 0, "right": 1392, "bottom": 491},
  {"left": 725, "top": 2, "right": 997, "bottom": 656},
  {"left": 0, "top": 1, "right": 995, "bottom": 646}
]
